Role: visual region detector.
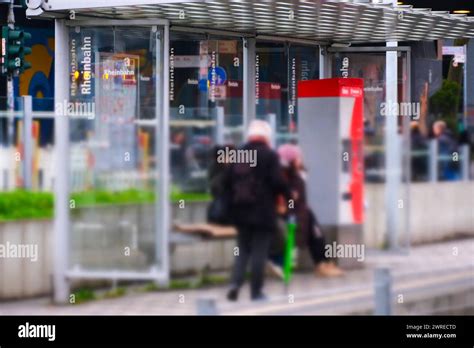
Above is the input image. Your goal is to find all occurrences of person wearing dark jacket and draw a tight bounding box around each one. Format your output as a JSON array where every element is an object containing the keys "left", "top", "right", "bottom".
[
  {"left": 410, "top": 121, "right": 428, "bottom": 182},
  {"left": 224, "top": 120, "right": 291, "bottom": 301},
  {"left": 208, "top": 145, "right": 234, "bottom": 198},
  {"left": 272, "top": 143, "right": 344, "bottom": 277},
  {"left": 433, "top": 120, "right": 459, "bottom": 181},
  {"left": 207, "top": 145, "right": 235, "bottom": 225}
]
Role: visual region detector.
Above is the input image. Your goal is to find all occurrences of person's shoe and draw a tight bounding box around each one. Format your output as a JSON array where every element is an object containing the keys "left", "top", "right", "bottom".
[
  {"left": 227, "top": 287, "right": 239, "bottom": 302},
  {"left": 266, "top": 261, "right": 284, "bottom": 279},
  {"left": 314, "top": 263, "right": 328, "bottom": 277},
  {"left": 315, "top": 262, "right": 344, "bottom": 277},
  {"left": 326, "top": 261, "right": 344, "bottom": 276},
  {"left": 251, "top": 293, "right": 268, "bottom": 302}
]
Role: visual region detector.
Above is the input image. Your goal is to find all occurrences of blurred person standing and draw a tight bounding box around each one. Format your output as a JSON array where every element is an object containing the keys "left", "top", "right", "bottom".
[
  {"left": 272, "top": 143, "right": 344, "bottom": 277},
  {"left": 170, "top": 130, "right": 188, "bottom": 184},
  {"left": 224, "top": 120, "right": 291, "bottom": 301},
  {"left": 410, "top": 121, "right": 428, "bottom": 181},
  {"left": 432, "top": 120, "right": 459, "bottom": 181},
  {"left": 207, "top": 144, "right": 235, "bottom": 225}
]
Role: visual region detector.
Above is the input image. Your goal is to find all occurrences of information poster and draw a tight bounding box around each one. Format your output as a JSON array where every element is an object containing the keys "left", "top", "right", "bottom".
[{"left": 94, "top": 52, "right": 139, "bottom": 171}]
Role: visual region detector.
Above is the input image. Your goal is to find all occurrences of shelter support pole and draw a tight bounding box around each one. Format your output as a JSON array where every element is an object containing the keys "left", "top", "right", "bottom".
[
  {"left": 243, "top": 37, "right": 256, "bottom": 132},
  {"left": 23, "top": 95, "right": 33, "bottom": 190},
  {"left": 319, "top": 45, "right": 329, "bottom": 79},
  {"left": 156, "top": 23, "right": 171, "bottom": 286},
  {"left": 385, "top": 40, "right": 401, "bottom": 250},
  {"left": 53, "top": 19, "right": 70, "bottom": 304}
]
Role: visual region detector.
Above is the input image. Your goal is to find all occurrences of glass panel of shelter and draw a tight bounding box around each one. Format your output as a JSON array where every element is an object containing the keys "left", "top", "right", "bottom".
[
  {"left": 255, "top": 41, "right": 319, "bottom": 147},
  {"left": 68, "top": 26, "right": 161, "bottom": 272},
  {"left": 330, "top": 50, "right": 411, "bottom": 249},
  {"left": 169, "top": 32, "right": 244, "bottom": 198}
]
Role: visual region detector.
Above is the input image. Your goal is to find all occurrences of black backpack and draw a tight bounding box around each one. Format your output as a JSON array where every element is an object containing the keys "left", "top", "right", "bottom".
[
  {"left": 230, "top": 161, "right": 262, "bottom": 206},
  {"left": 207, "top": 195, "right": 231, "bottom": 225}
]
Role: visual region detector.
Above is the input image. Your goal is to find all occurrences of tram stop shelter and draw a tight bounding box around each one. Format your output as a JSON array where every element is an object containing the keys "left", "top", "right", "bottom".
[{"left": 24, "top": 0, "right": 474, "bottom": 303}]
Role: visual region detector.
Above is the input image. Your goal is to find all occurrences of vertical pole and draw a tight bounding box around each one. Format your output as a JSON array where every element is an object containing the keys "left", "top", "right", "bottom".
[
  {"left": 243, "top": 37, "right": 256, "bottom": 133},
  {"left": 156, "top": 23, "right": 170, "bottom": 285},
  {"left": 6, "top": 0, "right": 14, "bottom": 151},
  {"left": 428, "top": 139, "right": 438, "bottom": 182},
  {"left": 403, "top": 50, "right": 411, "bottom": 250},
  {"left": 23, "top": 95, "right": 32, "bottom": 190},
  {"left": 463, "top": 44, "right": 468, "bottom": 129},
  {"left": 461, "top": 45, "right": 468, "bottom": 180},
  {"left": 53, "top": 19, "right": 70, "bottom": 304},
  {"left": 267, "top": 113, "right": 276, "bottom": 148},
  {"left": 215, "top": 106, "right": 225, "bottom": 145},
  {"left": 460, "top": 144, "right": 470, "bottom": 181},
  {"left": 385, "top": 41, "right": 400, "bottom": 250},
  {"left": 319, "top": 45, "right": 328, "bottom": 79},
  {"left": 6, "top": 76, "right": 14, "bottom": 147},
  {"left": 374, "top": 268, "right": 392, "bottom": 315}
]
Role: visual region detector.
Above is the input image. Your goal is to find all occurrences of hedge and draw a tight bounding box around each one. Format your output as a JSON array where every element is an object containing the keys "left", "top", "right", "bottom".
[{"left": 0, "top": 189, "right": 210, "bottom": 221}]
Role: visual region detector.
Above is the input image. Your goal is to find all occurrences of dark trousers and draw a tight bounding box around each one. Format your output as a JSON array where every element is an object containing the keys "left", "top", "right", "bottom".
[
  {"left": 230, "top": 225, "right": 272, "bottom": 298},
  {"left": 307, "top": 209, "right": 328, "bottom": 264},
  {"left": 268, "top": 212, "right": 328, "bottom": 267},
  {"left": 307, "top": 227, "right": 328, "bottom": 264}
]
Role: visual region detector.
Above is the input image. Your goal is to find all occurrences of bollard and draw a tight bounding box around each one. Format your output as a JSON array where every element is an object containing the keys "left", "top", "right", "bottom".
[
  {"left": 374, "top": 268, "right": 392, "bottom": 315},
  {"left": 197, "top": 298, "right": 218, "bottom": 315}
]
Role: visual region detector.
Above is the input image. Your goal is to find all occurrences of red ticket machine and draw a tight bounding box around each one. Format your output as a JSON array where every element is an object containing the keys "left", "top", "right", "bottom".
[{"left": 298, "top": 78, "right": 364, "bottom": 269}]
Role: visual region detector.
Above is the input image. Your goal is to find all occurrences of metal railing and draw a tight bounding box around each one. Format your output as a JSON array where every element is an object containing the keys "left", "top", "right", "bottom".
[{"left": 1, "top": 99, "right": 472, "bottom": 192}]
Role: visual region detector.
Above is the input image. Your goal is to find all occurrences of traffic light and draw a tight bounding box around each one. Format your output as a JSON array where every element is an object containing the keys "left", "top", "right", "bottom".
[
  {"left": 21, "top": 31, "right": 32, "bottom": 72},
  {"left": 1, "top": 26, "right": 32, "bottom": 76}
]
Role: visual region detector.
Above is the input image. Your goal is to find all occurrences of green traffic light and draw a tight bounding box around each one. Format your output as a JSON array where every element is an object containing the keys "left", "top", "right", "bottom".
[
  {"left": 8, "top": 45, "right": 21, "bottom": 55},
  {"left": 1, "top": 27, "right": 33, "bottom": 75},
  {"left": 22, "top": 61, "right": 32, "bottom": 70},
  {"left": 7, "top": 60, "right": 17, "bottom": 70},
  {"left": 8, "top": 30, "right": 23, "bottom": 40}
]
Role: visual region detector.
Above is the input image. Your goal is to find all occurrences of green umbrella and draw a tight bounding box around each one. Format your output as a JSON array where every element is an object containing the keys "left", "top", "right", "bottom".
[{"left": 283, "top": 215, "right": 297, "bottom": 286}]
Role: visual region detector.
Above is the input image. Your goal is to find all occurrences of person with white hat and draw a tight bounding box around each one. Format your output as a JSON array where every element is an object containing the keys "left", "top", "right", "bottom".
[{"left": 224, "top": 119, "right": 291, "bottom": 301}]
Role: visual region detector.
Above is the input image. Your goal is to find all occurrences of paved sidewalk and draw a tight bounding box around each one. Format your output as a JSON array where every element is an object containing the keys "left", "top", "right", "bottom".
[{"left": 0, "top": 238, "right": 472, "bottom": 315}]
